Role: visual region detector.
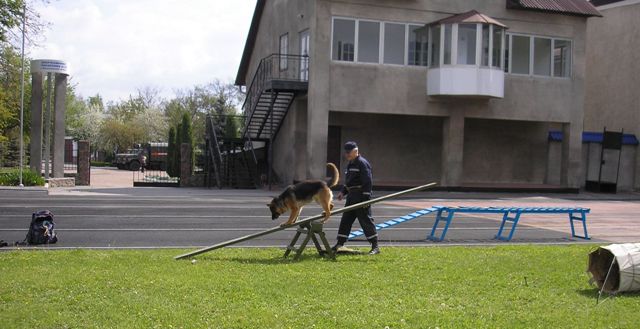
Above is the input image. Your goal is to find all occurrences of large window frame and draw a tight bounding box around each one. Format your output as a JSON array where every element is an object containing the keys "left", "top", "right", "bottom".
[
  {"left": 505, "top": 32, "right": 572, "bottom": 79},
  {"left": 331, "top": 16, "right": 433, "bottom": 67},
  {"left": 427, "top": 23, "right": 505, "bottom": 69}
]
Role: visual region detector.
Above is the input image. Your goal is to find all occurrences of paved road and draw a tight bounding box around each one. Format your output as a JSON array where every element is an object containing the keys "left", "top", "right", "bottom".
[{"left": 1, "top": 186, "right": 624, "bottom": 250}]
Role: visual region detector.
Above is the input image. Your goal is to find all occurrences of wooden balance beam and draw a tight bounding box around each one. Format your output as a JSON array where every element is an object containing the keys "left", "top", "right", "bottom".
[{"left": 174, "top": 182, "right": 437, "bottom": 260}]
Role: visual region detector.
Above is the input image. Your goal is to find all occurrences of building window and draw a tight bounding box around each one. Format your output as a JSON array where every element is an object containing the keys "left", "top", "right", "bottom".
[
  {"left": 443, "top": 24, "right": 453, "bottom": 65},
  {"left": 534, "top": 37, "right": 552, "bottom": 76},
  {"left": 492, "top": 27, "right": 504, "bottom": 68},
  {"left": 506, "top": 33, "right": 572, "bottom": 78},
  {"left": 504, "top": 34, "right": 510, "bottom": 73},
  {"left": 511, "top": 35, "right": 530, "bottom": 74},
  {"left": 332, "top": 18, "right": 355, "bottom": 61},
  {"left": 457, "top": 24, "right": 477, "bottom": 65},
  {"left": 279, "top": 33, "right": 288, "bottom": 70},
  {"left": 383, "top": 23, "right": 406, "bottom": 65},
  {"left": 554, "top": 39, "right": 571, "bottom": 77},
  {"left": 357, "top": 21, "right": 380, "bottom": 63},
  {"left": 408, "top": 25, "right": 428, "bottom": 66},
  {"left": 481, "top": 24, "right": 490, "bottom": 66},
  {"left": 430, "top": 25, "right": 441, "bottom": 67}
]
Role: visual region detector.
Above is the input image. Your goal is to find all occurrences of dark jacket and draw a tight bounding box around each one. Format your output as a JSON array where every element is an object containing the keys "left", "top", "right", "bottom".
[{"left": 341, "top": 155, "right": 373, "bottom": 198}]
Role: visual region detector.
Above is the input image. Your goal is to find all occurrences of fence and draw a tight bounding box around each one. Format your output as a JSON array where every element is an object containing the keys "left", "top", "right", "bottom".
[{"left": 132, "top": 143, "right": 178, "bottom": 187}]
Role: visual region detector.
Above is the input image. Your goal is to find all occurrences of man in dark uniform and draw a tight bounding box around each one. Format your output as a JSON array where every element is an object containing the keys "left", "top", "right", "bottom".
[{"left": 334, "top": 141, "right": 380, "bottom": 255}]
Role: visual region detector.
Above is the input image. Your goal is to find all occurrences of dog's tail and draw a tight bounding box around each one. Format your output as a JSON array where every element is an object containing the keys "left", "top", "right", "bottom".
[{"left": 326, "top": 163, "right": 339, "bottom": 188}]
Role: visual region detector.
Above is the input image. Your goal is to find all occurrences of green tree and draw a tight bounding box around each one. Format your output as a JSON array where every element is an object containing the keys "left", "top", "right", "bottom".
[
  {"left": 1, "top": 0, "right": 46, "bottom": 46},
  {"left": 0, "top": 44, "right": 31, "bottom": 166},
  {"left": 166, "top": 126, "right": 176, "bottom": 177},
  {"left": 180, "top": 112, "right": 193, "bottom": 173}
]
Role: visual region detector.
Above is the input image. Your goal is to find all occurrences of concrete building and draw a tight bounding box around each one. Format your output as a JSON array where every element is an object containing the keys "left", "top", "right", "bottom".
[
  {"left": 235, "top": 0, "right": 603, "bottom": 190},
  {"left": 584, "top": 0, "right": 640, "bottom": 191}
]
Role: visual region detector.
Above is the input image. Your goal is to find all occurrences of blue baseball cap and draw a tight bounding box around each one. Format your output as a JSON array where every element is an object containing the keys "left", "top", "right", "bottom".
[{"left": 344, "top": 141, "right": 358, "bottom": 151}]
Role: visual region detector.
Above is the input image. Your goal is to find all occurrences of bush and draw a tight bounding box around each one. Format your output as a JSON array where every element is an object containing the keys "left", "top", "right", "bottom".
[{"left": 0, "top": 168, "right": 45, "bottom": 186}]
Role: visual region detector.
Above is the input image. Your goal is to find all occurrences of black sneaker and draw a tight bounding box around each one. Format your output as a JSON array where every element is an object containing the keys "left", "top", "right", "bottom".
[
  {"left": 368, "top": 247, "right": 380, "bottom": 255},
  {"left": 331, "top": 244, "right": 343, "bottom": 252}
]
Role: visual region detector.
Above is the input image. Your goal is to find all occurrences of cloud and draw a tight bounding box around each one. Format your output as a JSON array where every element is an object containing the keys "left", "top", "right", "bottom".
[{"left": 30, "top": 0, "right": 256, "bottom": 103}]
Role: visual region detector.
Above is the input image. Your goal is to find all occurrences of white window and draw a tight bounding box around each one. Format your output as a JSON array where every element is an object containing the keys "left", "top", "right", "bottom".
[
  {"left": 533, "top": 37, "right": 551, "bottom": 76},
  {"left": 481, "top": 24, "right": 490, "bottom": 66},
  {"left": 492, "top": 27, "right": 504, "bottom": 68},
  {"left": 457, "top": 24, "right": 477, "bottom": 65},
  {"left": 408, "top": 25, "right": 428, "bottom": 66},
  {"left": 279, "top": 33, "right": 288, "bottom": 70},
  {"left": 430, "top": 25, "right": 441, "bottom": 67},
  {"left": 358, "top": 21, "right": 380, "bottom": 63},
  {"left": 553, "top": 39, "right": 571, "bottom": 77},
  {"left": 511, "top": 35, "right": 530, "bottom": 74},
  {"left": 383, "top": 23, "right": 406, "bottom": 65},
  {"left": 443, "top": 24, "right": 452, "bottom": 65},
  {"left": 506, "top": 33, "right": 571, "bottom": 78},
  {"left": 504, "top": 34, "right": 510, "bottom": 72},
  {"left": 332, "top": 19, "right": 355, "bottom": 61}
]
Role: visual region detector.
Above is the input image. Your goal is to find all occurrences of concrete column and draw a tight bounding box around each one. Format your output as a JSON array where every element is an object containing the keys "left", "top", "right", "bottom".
[
  {"left": 29, "top": 72, "right": 43, "bottom": 174},
  {"left": 180, "top": 143, "right": 192, "bottom": 187},
  {"left": 306, "top": 0, "right": 330, "bottom": 180},
  {"left": 561, "top": 123, "right": 582, "bottom": 188},
  {"left": 52, "top": 74, "right": 67, "bottom": 178},
  {"left": 43, "top": 73, "right": 52, "bottom": 179},
  {"left": 77, "top": 140, "right": 90, "bottom": 186},
  {"left": 441, "top": 113, "right": 465, "bottom": 186},
  {"left": 545, "top": 141, "right": 562, "bottom": 185}
]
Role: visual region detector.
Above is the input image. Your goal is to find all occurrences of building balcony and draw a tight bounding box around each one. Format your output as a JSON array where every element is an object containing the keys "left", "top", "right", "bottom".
[
  {"left": 427, "top": 66, "right": 504, "bottom": 98},
  {"left": 424, "top": 10, "right": 507, "bottom": 98}
]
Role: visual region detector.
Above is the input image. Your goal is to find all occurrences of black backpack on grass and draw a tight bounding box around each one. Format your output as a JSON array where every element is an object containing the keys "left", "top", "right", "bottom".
[{"left": 25, "top": 210, "right": 58, "bottom": 245}]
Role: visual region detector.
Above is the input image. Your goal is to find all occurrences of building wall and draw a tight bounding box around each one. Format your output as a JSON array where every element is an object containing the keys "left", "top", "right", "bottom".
[
  {"left": 328, "top": 112, "right": 443, "bottom": 186},
  {"left": 585, "top": 1, "right": 640, "bottom": 190},
  {"left": 585, "top": 1, "right": 640, "bottom": 134},
  {"left": 306, "top": 0, "right": 589, "bottom": 187},
  {"left": 271, "top": 97, "right": 308, "bottom": 185},
  {"left": 242, "top": 0, "right": 593, "bottom": 188},
  {"left": 462, "top": 119, "right": 555, "bottom": 184},
  {"left": 319, "top": 0, "right": 587, "bottom": 123},
  {"left": 242, "top": 0, "right": 313, "bottom": 86}
]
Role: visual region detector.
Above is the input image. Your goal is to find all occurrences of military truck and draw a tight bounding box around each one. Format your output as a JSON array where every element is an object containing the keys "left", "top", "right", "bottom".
[{"left": 113, "top": 142, "right": 168, "bottom": 171}]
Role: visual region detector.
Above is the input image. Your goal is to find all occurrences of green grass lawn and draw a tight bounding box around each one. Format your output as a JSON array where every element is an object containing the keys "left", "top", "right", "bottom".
[{"left": 1, "top": 245, "right": 638, "bottom": 328}]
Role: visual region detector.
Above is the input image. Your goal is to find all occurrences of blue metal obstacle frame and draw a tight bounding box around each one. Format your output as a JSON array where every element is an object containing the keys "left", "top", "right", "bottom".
[{"left": 348, "top": 206, "right": 590, "bottom": 242}]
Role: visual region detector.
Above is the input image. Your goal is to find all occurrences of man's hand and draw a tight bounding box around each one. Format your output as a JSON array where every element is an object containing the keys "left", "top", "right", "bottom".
[{"left": 337, "top": 192, "right": 344, "bottom": 201}]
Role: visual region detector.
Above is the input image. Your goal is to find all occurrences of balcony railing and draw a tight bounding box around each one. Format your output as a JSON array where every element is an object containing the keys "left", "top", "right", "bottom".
[{"left": 241, "top": 54, "right": 309, "bottom": 120}]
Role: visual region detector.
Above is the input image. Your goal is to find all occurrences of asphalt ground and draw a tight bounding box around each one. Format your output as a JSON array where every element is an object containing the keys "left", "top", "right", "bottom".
[{"left": 2, "top": 186, "right": 630, "bottom": 250}]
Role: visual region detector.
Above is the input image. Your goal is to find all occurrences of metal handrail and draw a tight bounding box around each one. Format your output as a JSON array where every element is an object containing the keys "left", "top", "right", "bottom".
[{"left": 241, "top": 54, "right": 309, "bottom": 138}]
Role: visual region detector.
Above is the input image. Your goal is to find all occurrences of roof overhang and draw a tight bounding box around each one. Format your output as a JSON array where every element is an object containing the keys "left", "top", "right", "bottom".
[
  {"left": 428, "top": 10, "right": 508, "bottom": 28},
  {"left": 235, "top": 0, "right": 266, "bottom": 86},
  {"left": 506, "top": 0, "right": 602, "bottom": 17}
]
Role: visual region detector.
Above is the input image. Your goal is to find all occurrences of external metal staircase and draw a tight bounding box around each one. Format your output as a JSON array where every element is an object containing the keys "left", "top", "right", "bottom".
[
  {"left": 240, "top": 54, "right": 309, "bottom": 187},
  {"left": 204, "top": 114, "right": 258, "bottom": 189}
]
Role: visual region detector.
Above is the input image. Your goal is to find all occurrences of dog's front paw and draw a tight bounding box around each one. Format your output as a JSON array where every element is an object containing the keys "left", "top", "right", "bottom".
[{"left": 280, "top": 223, "right": 289, "bottom": 227}]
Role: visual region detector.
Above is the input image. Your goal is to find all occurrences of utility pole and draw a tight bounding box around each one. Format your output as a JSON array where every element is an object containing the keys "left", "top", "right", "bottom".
[{"left": 19, "top": 2, "right": 26, "bottom": 187}]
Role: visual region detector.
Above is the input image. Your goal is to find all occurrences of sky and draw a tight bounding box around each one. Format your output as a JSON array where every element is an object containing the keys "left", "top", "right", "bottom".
[{"left": 29, "top": 0, "right": 256, "bottom": 103}]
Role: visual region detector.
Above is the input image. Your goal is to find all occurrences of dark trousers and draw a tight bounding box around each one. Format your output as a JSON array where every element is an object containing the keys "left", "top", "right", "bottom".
[{"left": 336, "top": 195, "right": 377, "bottom": 245}]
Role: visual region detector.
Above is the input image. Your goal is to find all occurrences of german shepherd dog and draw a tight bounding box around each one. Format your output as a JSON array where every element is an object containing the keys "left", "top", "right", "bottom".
[{"left": 268, "top": 163, "right": 339, "bottom": 227}]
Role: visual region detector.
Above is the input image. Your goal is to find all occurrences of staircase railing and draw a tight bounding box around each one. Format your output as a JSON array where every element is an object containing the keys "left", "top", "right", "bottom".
[
  {"left": 241, "top": 54, "right": 309, "bottom": 137},
  {"left": 206, "top": 114, "right": 224, "bottom": 189}
]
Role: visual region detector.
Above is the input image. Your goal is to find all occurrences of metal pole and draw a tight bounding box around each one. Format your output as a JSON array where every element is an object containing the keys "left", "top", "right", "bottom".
[
  {"left": 175, "top": 182, "right": 437, "bottom": 259},
  {"left": 18, "top": 3, "right": 26, "bottom": 187},
  {"left": 43, "top": 73, "right": 52, "bottom": 180}
]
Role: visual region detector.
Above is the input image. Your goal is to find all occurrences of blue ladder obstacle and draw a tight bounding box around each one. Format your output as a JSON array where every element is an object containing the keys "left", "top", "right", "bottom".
[
  {"left": 428, "top": 206, "right": 591, "bottom": 242},
  {"left": 348, "top": 207, "right": 440, "bottom": 240},
  {"left": 347, "top": 206, "right": 591, "bottom": 242}
]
